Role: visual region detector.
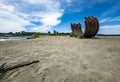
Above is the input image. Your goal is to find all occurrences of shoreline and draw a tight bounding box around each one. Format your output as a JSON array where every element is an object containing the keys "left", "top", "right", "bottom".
[
  {"left": 0, "top": 36, "right": 32, "bottom": 41},
  {"left": 0, "top": 35, "right": 120, "bottom": 41}
]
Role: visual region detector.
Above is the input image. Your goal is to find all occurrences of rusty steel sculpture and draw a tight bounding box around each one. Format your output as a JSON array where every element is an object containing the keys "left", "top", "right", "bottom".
[{"left": 71, "top": 16, "right": 99, "bottom": 38}]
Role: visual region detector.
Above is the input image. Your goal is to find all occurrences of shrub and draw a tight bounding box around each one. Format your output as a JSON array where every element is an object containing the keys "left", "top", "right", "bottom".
[
  {"left": 70, "top": 32, "right": 76, "bottom": 37},
  {"left": 79, "top": 35, "right": 86, "bottom": 39},
  {"left": 32, "top": 32, "right": 42, "bottom": 38}
]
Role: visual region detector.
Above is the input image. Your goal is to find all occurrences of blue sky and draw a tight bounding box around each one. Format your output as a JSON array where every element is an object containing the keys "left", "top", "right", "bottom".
[{"left": 0, "top": 0, "right": 120, "bottom": 34}]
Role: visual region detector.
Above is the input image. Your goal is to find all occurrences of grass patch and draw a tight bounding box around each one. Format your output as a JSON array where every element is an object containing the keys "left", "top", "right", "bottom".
[
  {"left": 32, "top": 32, "right": 42, "bottom": 38},
  {"left": 70, "top": 32, "right": 77, "bottom": 37},
  {"left": 79, "top": 35, "right": 86, "bottom": 39}
]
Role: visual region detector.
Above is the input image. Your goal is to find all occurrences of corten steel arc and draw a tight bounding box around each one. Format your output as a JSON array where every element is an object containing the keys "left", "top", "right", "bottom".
[{"left": 71, "top": 16, "right": 99, "bottom": 38}]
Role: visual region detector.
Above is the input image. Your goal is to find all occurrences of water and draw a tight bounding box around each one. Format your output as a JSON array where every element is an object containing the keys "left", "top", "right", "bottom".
[{"left": 0, "top": 36, "right": 32, "bottom": 41}]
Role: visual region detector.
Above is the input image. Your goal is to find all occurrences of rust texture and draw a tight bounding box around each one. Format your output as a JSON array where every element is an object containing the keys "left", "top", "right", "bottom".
[
  {"left": 71, "top": 23, "right": 83, "bottom": 37},
  {"left": 71, "top": 16, "right": 99, "bottom": 38}
]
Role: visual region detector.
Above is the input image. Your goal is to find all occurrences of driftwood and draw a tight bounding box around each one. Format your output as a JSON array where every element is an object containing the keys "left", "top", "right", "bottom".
[
  {"left": 71, "top": 16, "right": 99, "bottom": 38},
  {"left": 0, "top": 59, "right": 39, "bottom": 73}
]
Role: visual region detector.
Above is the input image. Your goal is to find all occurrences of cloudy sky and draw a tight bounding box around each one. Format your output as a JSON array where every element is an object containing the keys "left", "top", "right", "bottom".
[{"left": 0, "top": 0, "right": 120, "bottom": 34}]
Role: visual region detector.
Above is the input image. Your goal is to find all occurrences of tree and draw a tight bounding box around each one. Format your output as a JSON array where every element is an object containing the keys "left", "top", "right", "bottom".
[
  {"left": 53, "top": 30, "right": 57, "bottom": 35},
  {"left": 48, "top": 31, "right": 51, "bottom": 34},
  {"left": 21, "top": 31, "right": 26, "bottom": 36}
]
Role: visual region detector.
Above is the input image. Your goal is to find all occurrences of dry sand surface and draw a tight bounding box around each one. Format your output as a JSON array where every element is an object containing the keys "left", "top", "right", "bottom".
[{"left": 0, "top": 36, "right": 120, "bottom": 82}]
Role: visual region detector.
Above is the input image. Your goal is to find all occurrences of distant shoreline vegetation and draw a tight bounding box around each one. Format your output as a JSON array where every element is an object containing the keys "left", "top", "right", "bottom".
[
  {"left": 32, "top": 30, "right": 71, "bottom": 38},
  {"left": 0, "top": 30, "right": 71, "bottom": 39},
  {"left": 0, "top": 31, "right": 34, "bottom": 37},
  {"left": 97, "top": 34, "right": 120, "bottom": 36},
  {"left": 0, "top": 30, "right": 120, "bottom": 39}
]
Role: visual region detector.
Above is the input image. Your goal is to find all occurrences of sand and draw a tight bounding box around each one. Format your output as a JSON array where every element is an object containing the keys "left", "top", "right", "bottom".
[{"left": 0, "top": 36, "right": 120, "bottom": 82}]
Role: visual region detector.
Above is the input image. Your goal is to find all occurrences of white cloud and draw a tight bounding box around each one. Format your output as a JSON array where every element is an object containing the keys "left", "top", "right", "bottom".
[
  {"left": 25, "top": 0, "right": 53, "bottom": 4},
  {"left": 102, "top": 1, "right": 120, "bottom": 16},
  {"left": 39, "top": 12, "right": 63, "bottom": 26},
  {"left": 24, "top": 0, "right": 60, "bottom": 11},
  {"left": 25, "top": 0, "right": 64, "bottom": 32},
  {"left": 100, "top": 16, "right": 120, "bottom": 23},
  {"left": 0, "top": 0, "right": 64, "bottom": 32},
  {"left": 66, "top": 0, "right": 72, "bottom": 3},
  {"left": 109, "top": 16, "right": 120, "bottom": 22},
  {"left": 100, "top": 25, "right": 120, "bottom": 29},
  {"left": 100, "top": 18, "right": 111, "bottom": 23},
  {"left": 64, "top": 0, "right": 106, "bottom": 12},
  {"left": 0, "top": 2, "right": 32, "bottom": 32},
  {"left": 31, "top": 11, "right": 63, "bottom": 32},
  {"left": 32, "top": 25, "right": 51, "bottom": 32},
  {"left": 0, "top": 3, "right": 14, "bottom": 12},
  {"left": 99, "top": 17, "right": 120, "bottom": 34},
  {"left": 99, "top": 25, "right": 120, "bottom": 34}
]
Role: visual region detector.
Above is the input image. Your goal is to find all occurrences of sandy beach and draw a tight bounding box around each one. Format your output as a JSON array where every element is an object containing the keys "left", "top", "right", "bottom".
[{"left": 0, "top": 36, "right": 120, "bottom": 82}]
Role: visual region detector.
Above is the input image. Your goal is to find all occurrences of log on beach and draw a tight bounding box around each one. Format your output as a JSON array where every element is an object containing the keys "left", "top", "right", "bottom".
[{"left": 0, "top": 59, "right": 39, "bottom": 73}]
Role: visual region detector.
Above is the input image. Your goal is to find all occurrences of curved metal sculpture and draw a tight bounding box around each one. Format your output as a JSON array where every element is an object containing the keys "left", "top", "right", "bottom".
[{"left": 71, "top": 16, "right": 99, "bottom": 38}]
